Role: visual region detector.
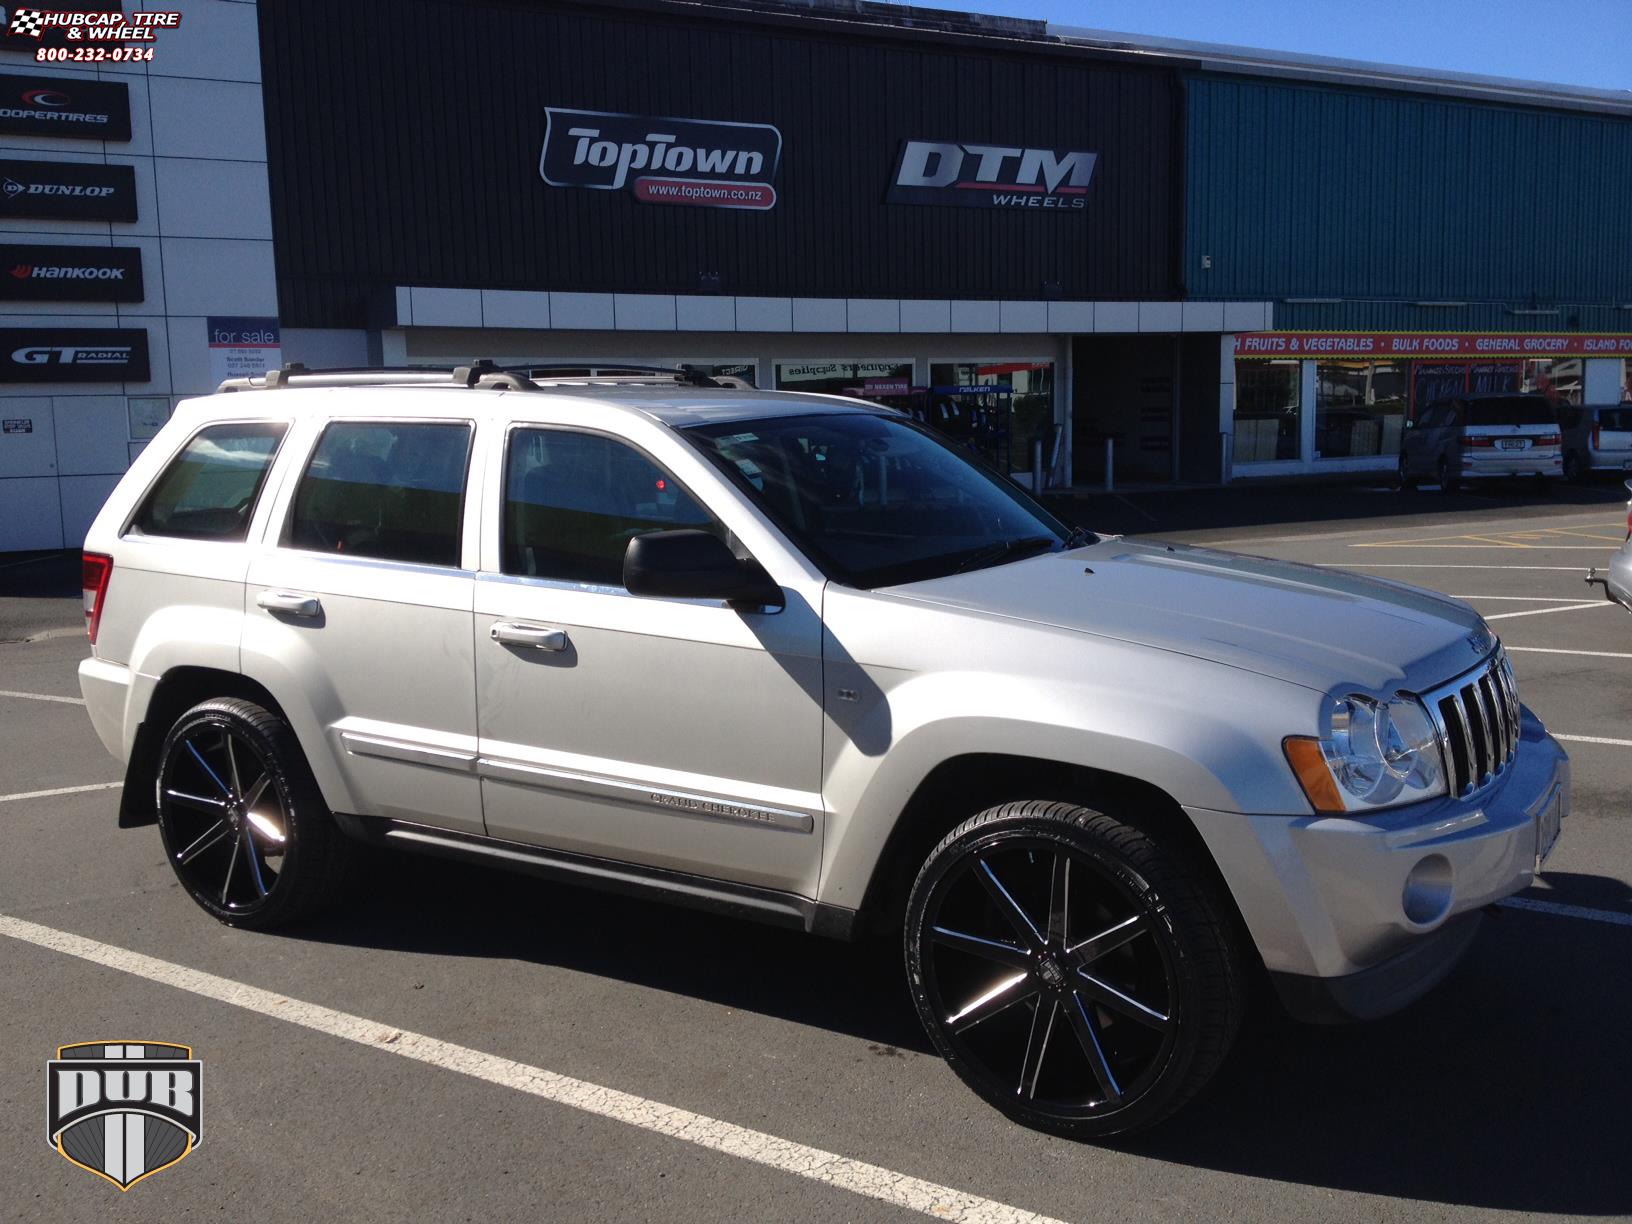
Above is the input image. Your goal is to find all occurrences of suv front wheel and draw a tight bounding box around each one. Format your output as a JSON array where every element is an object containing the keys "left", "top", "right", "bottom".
[
  {"left": 904, "top": 801, "right": 1245, "bottom": 1137},
  {"left": 155, "top": 697, "right": 352, "bottom": 929}
]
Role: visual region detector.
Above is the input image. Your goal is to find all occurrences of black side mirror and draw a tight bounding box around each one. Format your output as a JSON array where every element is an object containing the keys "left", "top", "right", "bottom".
[{"left": 623, "top": 529, "right": 783, "bottom": 609}]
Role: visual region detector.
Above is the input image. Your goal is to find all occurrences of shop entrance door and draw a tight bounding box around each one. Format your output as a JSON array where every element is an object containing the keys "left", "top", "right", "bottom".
[{"left": 1070, "top": 335, "right": 1178, "bottom": 483}]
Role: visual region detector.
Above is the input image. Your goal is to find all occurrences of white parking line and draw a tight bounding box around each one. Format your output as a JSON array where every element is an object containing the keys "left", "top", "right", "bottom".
[
  {"left": 0, "top": 913, "right": 1063, "bottom": 1224},
  {"left": 1449, "top": 595, "right": 1604, "bottom": 602},
  {"left": 0, "top": 689, "right": 84, "bottom": 705},
  {"left": 0, "top": 782, "right": 121, "bottom": 804},
  {"left": 1499, "top": 897, "right": 1632, "bottom": 928},
  {"left": 1483, "top": 602, "right": 1615, "bottom": 621},
  {"left": 1553, "top": 733, "right": 1632, "bottom": 747},
  {"left": 1507, "top": 646, "right": 1632, "bottom": 659}
]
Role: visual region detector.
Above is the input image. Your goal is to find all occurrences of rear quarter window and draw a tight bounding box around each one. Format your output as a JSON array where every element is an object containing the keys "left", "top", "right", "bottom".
[
  {"left": 286, "top": 420, "right": 472, "bottom": 567},
  {"left": 130, "top": 421, "right": 287, "bottom": 541},
  {"left": 1598, "top": 408, "right": 1632, "bottom": 432}
]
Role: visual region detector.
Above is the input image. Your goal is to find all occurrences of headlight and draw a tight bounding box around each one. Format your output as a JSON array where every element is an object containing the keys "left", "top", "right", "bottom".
[{"left": 1283, "top": 694, "right": 1447, "bottom": 813}]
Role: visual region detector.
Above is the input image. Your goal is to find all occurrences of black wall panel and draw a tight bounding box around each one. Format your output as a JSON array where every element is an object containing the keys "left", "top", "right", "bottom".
[{"left": 259, "top": 0, "right": 1182, "bottom": 328}]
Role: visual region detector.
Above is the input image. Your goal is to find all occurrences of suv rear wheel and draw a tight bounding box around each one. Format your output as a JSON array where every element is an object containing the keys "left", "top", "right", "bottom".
[
  {"left": 904, "top": 801, "right": 1245, "bottom": 1138},
  {"left": 155, "top": 698, "right": 352, "bottom": 929}
]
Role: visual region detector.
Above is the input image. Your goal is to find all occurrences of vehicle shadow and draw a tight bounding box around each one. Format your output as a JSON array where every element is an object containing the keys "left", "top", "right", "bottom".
[
  {"left": 1121, "top": 894, "right": 1628, "bottom": 1215},
  {"left": 303, "top": 850, "right": 1628, "bottom": 1214}
]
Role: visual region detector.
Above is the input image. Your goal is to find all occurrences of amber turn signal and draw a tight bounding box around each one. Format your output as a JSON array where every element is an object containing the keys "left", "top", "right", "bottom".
[{"left": 1283, "top": 737, "right": 1344, "bottom": 814}]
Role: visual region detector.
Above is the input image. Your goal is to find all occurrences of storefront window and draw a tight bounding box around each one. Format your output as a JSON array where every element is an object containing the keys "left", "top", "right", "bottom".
[
  {"left": 928, "top": 361, "right": 1054, "bottom": 473},
  {"left": 1522, "top": 358, "right": 1583, "bottom": 406},
  {"left": 1233, "top": 361, "right": 1299, "bottom": 462},
  {"left": 1315, "top": 361, "right": 1408, "bottom": 459},
  {"left": 686, "top": 361, "right": 757, "bottom": 386},
  {"left": 774, "top": 361, "right": 912, "bottom": 398},
  {"left": 1624, "top": 359, "right": 1631, "bottom": 403}
]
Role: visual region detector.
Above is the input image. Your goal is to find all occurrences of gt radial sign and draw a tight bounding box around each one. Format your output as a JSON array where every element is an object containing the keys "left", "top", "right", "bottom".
[
  {"left": 887, "top": 139, "right": 1097, "bottom": 211},
  {"left": 540, "top": 107, "right": 781, "bottom": 211}
]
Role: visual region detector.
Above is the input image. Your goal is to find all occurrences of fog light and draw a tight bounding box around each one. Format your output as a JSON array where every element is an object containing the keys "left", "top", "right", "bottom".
[{"left": 1402, "top": 854, "right": 1453, "bottom": 926}]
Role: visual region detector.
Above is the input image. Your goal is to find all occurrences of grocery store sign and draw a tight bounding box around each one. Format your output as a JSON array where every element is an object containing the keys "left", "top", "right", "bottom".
[
  {"left": 887, "top": 139, "right": 1096, "bottom": 211},
  {"left": 540, "top": 107, "right": 781, "bottom": 211},
  {"left": 1236, "top": 332, "right": 1632, "bottom": 359}
]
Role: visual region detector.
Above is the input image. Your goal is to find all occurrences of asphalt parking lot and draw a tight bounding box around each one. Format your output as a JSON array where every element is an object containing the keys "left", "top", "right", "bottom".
[{"left": 2, "top": 484, "right": 1629, "bottom": 1223}]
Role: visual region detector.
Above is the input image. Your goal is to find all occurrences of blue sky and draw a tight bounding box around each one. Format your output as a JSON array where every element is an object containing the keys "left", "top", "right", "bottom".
[{"left": 925, "top": 0, "right": 1632, "bottom": 91}]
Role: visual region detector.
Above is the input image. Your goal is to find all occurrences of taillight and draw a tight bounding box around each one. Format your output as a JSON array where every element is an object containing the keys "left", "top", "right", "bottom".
[
  {"left": 82, "top": 552, "right": 112, "bottom": 645},
  {"left": 1592, "top": 424, "right": 1601, "bottom": 449},
  {"left": 1467, "top": 436, "right": 1495, "bottom": 448},
  {"left": 1536, "top": 432, "right": 1562, "bottom": 446}
]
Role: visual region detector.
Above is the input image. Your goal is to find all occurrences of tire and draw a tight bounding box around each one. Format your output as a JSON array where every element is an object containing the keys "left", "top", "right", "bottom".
[
  {"left": 1563, "top": 450, "right": 1582, "bottom": 483},
  {"left": 1397, "top": 452, "right": 1417, "bottom": 491},
  {"left": 1437, "top": 457, "right": 1459, "bottom": 494},
  {"left": 903, "top": 800, "right": 1245, "bottom": 1138},
  {"left": 155, "top": 697, "right": 352, "bottom": 929}
]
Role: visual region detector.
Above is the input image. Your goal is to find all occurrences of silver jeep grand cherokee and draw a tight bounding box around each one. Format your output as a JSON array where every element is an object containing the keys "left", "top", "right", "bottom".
[{"left": 77, "top": 364, "right": 1568, "bottom": 1137}]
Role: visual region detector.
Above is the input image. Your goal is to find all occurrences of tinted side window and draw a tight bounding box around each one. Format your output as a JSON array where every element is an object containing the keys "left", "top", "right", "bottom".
[
  {"left": 503, "top": 429, "right": 718, "bottom": 584},
  {"left": 288, "top": 421, "right": 471, "bottom": 567},
  {"left": 132, "top": 422, "right": 286, "bottom": 541}
]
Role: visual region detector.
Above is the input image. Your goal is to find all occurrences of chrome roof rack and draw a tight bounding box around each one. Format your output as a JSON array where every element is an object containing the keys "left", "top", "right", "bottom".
[{"left": 217, "top": 361, "right": 746, "bottom": 394}]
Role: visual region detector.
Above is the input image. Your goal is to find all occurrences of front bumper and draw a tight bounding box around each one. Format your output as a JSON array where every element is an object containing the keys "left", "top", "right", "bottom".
[{"left": 1187, "top": 704, "right": 1568, "bottom": 1021}]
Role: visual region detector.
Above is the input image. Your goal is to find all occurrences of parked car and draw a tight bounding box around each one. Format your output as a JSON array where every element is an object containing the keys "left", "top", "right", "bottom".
[
  {"left": 1586, "top": 479, "right": 1632, "bottom": 610},
  {"left": 78, "top": 363, "right": 1568, "bottom": 1137},
  {"left": 1558, "top": 403, "right": 1632, "bottom": 481},
  {"left": 1398, "top": 392, "right": 1563, "bottom": 491}
]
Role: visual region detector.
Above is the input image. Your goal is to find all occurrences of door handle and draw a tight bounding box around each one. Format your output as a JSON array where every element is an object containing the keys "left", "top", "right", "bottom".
[
  {"left": 256, "top": 590, "right": 322, "bottom": 618},
  {"left": 490, "top": 621, "right": 568, "bottom": 652}
]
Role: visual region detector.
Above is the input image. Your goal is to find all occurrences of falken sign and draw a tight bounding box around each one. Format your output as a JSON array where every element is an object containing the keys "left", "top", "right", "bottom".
[
  {"left": 887, "top": 139, "right": 1097, "bottom": 211},
  {"left": 540, "top": 107, "right": 781, "bottom": 211}
]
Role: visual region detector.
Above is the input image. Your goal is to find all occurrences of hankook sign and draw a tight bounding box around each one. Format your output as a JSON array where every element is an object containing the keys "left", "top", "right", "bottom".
[
  {"left": 0, "top": 71, "right": 130, "bottom": 141},
  {"left": 887, "top": 139, "right": 1098, "bottom": 211},
  {"left": 0, "top": 158, "right": 136, "bottom": 221},
  {"left": 0, "top": 243, "right": 142, "bottom": 301},
  {"left": 0, "top": 327, "right": 148, "bottom": 382},
  {"left": 540, "top": 107, "right": 782, "bottom": 211}
]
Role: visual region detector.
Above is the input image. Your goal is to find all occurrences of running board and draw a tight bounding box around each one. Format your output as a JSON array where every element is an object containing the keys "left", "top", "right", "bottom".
[{"left": 334, "top": 814, "right": 857, "bottom": 939}]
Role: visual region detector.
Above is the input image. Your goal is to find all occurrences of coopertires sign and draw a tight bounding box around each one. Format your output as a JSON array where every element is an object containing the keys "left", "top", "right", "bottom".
[
  {"left": 540, "top": 107, "right": 781, "bottom": 211},
  {"left": 0, "top": 72, "right": 130, "bottom": 141},
  {"left": 0, "top": 327, "right": 149, "bottom": 382}
]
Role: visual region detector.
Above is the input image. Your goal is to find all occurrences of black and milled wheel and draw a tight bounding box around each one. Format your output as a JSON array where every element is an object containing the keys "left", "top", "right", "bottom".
[
  {"left": 155, "top": 698, "right": 351, "bottom": 929},
  {"left": 904, "top": 801, "right": 1245, "bottom": 1138}
]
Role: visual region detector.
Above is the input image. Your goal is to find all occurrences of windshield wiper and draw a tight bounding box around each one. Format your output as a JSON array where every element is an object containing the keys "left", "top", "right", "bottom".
[
  {"left": 1063, "top": 526, "right": 1096, "bottom": 548},
  {"left": 951, "top": 535, "right": 1059, "bottom": 575}
]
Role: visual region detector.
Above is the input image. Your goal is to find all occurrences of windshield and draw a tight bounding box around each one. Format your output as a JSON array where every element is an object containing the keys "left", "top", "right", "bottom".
[
  {"left": 684, "top": 412, "right": 1083, "bottom": 588},
  {"left": 1465, "top": 397, "right": 1555, "bottom": 427}
]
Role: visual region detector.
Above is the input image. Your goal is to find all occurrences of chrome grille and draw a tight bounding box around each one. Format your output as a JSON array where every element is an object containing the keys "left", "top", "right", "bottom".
[{"left": 1425, "top": 650, "right": 1519, "bottom": 797}]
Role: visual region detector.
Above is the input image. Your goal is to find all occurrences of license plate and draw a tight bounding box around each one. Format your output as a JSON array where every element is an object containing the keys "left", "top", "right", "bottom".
[
  {"left": 1535, "top": 793, "right": 1563, "bottom": 872},
  {"left": 1497, "top": 438, "right": 1529, "bottom": 450}
]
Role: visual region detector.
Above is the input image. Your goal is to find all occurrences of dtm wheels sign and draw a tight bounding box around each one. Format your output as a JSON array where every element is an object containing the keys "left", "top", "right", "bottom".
[
  {"left": 886, "top": 139, "right": 1097, "bottom": 210},
  {"left": 540, "top": 107, "right": 782, "bottom": 211},
  {"left": 0, "top": 328, "right": 150, "bottom": 383}
]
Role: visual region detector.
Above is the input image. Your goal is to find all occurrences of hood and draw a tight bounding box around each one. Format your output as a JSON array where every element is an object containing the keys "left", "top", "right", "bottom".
[{"left": 887, "top": 537, "right": 1491, "bottom": 694}]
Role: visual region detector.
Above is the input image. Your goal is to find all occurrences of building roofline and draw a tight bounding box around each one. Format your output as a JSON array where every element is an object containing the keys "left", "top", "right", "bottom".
[{"left": 658, "top": 0, "right": 1632, "bottom": 117}]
